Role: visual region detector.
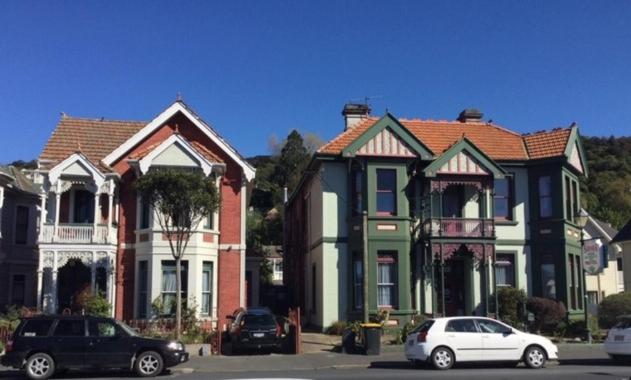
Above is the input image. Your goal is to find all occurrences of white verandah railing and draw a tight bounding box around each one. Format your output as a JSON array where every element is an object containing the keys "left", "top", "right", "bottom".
[{"left": 40, "top": 224, "right": 117, "bottom": 244}]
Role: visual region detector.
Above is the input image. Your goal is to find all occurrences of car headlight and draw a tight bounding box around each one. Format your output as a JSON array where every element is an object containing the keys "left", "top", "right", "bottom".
[{"left": 167, "top": 342, "right": 184, "bottom": 351}]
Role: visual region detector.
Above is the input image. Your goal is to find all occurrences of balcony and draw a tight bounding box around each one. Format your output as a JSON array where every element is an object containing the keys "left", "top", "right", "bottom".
[
  {"left": 40, "top": 224, "right": 117, "bottom": 244},
  {"left": 422, "top": 218, "right": 495, "bottom": 238}
]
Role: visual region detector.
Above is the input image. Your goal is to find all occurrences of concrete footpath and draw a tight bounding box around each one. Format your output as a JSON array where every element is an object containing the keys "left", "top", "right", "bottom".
[{"left": 176, "top": 343, "right": 610, "bottom": 374}]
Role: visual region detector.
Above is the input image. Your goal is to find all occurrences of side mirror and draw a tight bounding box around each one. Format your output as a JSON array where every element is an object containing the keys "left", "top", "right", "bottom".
[
  {"left": 226, "top": 315, "right": 235, "bottom": 320},
  {"left": 504, "top": 328, "right": 514, "bottom": 335}
]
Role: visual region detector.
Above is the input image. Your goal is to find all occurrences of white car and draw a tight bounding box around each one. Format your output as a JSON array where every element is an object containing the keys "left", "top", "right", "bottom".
[
  {"left": 604, "top": 315, "right": 631, "bottom": 361},
  {"left": 404, "top": 316, "right": 558, "bottom": 370}
]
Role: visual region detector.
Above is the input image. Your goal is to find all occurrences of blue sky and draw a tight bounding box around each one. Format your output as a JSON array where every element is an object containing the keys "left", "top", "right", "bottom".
[{"left": 1, "top": 1, "right": 630, "bottom": 163}]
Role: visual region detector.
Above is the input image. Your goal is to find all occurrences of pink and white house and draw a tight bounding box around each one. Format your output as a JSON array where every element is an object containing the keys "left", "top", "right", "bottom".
[{"left": 34, "top": 100, "right": 255, "bottom": 324}]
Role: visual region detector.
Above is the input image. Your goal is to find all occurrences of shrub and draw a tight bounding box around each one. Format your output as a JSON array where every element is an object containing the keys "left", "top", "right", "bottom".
[
  {"left": 74, "top": 289, "right": 111, "bottom": 317},
  {"left": 498, "top": 287, "right": 527, "bottom": 327},
  {"left": 325, "top": 320, "right": 348, "bottom": 335},
  {"left": 370, "top": 309, "right": 390, "bottom": 325},
  {"left": 599, "top": 292, "right": 631, "bottom": 328},
  {"left": 526, "top": 297, "right": 566, "bottom": 333}
]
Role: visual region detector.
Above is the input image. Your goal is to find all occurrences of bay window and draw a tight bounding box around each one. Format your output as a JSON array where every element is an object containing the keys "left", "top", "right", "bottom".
[{"left": 377, "top": 252, "right": 398, "bottom": 308}]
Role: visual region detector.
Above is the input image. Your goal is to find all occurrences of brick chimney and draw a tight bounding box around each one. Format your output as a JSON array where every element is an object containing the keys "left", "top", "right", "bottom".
[
  {"left": 342, "top": 103, "right": 371, "bottom": 131},
  {"left": 457, "top": 108, "right": 483, "bottom": 123}
]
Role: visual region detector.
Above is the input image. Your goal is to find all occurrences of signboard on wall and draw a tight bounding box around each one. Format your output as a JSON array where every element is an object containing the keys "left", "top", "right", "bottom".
[{"left": 583, "top": 239, "right": 603, "bottom": 275}]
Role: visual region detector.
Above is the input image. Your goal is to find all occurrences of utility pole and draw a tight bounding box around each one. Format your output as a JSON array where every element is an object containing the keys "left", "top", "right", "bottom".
[{"left": 363, "top": 211, "right": 369, "bottom": 323}]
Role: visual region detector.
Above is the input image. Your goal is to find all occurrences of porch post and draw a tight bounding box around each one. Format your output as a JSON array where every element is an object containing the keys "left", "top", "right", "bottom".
[
  {"left": 107, "top": 183, "right": 114, "bottom": 228},
  {"left": 483, "top": 245, "right": 488, "bottom": 316},
  {"left": 54, "top": 182, "right": 61, "bottom": 242},
  {"left": 91, "top": 251, "right": 96, "bottom": 293},
  {"left": 52, "top": 250, "right": 59, "bottom": 313},
  {"left": 0, "top": 185, "right": 4, "bottom": 239},
  {"left": 36, "top": 251, "right": 44, "bottom": 310},
  {"left": 93, "top": 192, "right": 100, "bottom": 241},
  {"left": 431, "top": 245, "right": 436, "bottom": 318},
  {"left": 440, "top": 245, "right": 446, "bottom": 316},
  {"left": 39, "top": 192, "right": 47, "bottom": 240}
]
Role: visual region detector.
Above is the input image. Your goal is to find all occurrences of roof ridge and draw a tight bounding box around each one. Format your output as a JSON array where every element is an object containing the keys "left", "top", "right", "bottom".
[
  {"left": 62, "top": 115, "right": 148, "bottom": 124},
  {"left": 317, "top": 117, "right": 378, "bottom": 154},
  {"left": 523, "top": 126, "right": 572, "bottom": 137}
]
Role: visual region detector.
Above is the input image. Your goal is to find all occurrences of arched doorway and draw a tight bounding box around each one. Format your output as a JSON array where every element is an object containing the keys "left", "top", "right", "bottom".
[{"left": 57, "top": 259, "right": 91, "bottom": 312}]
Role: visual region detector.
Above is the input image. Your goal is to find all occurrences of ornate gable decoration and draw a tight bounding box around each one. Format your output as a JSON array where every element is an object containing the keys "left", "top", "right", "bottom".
[
  {"left": 568, "top": 141, "right": 584, "bottom": 174},
  {"left": 48, "top": 153, "right": 106, "bottom": 189},
  {"left": 356, "top": 127, "right": 416, "bottom": 157},
  {"left": 437, "top": 150, "right": 489, "bottom": 175}
]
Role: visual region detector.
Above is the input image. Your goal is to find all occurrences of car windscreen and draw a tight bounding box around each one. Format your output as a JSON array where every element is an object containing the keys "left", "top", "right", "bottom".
[
  {"left": 20, "top": 319, "right": 54, "bottom": 337},
  {"left": 116, "top": 321, "right": 139, "bottom": 336},
  {"left": 242, "top": 314, "right": 276, "bottom": 327},
  {"left": 411, "top": 320, "right": 434, "bottom": 334}
]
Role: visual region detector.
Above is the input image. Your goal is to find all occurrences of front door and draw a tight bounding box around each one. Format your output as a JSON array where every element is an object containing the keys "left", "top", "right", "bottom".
[
  {"left": 57, "top": 259, "right": 91, "bottom": 312},
  {"left": 444, "top": 259, "right": 465, "bottom": 316},
  {"left": 86, "top": 318, "right": 132, "bottom": 368},
  {"left": 51, "top": 318, "right": 87, "bottom": 368},
  {"left": 476, "top": 319, "right": 521, "bottom": 361}
]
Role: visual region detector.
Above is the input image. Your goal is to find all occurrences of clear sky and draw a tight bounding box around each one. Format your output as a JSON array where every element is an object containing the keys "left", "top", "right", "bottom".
[{"left": 1, "top": 1, "right": 630, "bottom": 163}]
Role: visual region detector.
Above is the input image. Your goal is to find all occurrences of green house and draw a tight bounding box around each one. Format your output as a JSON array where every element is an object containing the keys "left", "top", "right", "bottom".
[{"left": 284, "top": 105, "right": 588, "bottom": 330}]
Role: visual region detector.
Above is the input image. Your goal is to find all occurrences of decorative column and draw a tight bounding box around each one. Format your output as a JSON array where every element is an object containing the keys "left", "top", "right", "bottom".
[
  {"left": 91, "top": 251, "right": 97, "bottom": 293},
  {"left": 0, "top": 185, "right": 4, "bottom": 239},
  {"left": 52, "top": 251, "right": 59, "bottom": 313},
  {"left": 107, "top": 180, "right": 115, "bottom": 244},
  {"left": 36, "top": 250, "right": 43, "bottom": 310},
  {"left": 93, "top": 191, "right": 100, "bottom": 242},
  {"left": 54, "top": 182, "right": 61, "bottom": 243},
  {"left": 38, "top": 192, "right": 47, "bottom": 241}
]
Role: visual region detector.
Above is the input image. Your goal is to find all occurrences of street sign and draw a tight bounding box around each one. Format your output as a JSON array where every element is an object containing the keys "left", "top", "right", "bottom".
[{"left": 582, "top": 239, "right": 603, "bottom": 275}]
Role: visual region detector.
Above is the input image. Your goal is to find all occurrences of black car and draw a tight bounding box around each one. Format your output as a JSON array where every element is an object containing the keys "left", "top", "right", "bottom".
[
  {"left": 1, "top": 315, "right": 188, "bottom": 379},
  {"left": 226, "top": 308, "right": 282, "bottom": 353}
]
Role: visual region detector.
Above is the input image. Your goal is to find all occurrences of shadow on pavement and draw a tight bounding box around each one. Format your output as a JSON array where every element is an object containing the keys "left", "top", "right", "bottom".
[
  {"left": 0, "top": 369, "right": 175, "bottom": 379},
  {"left": 559, "top": 358, "right": 628, "bottom": 366}
]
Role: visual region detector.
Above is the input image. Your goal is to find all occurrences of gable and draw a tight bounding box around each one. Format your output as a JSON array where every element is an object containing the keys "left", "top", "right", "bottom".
[
  {"left": 356, "top": 127, "right": 416, "bottom": 157},
  {"left": 568, "top": 141, "right": 584, "bottom": 174},
  {"left": 63, "top": 161, "right": 93, "bottom": 177},
  {"left": 342, "top": 113, "right": 433, "bottom": 159},
  {"left": 152, "top": 143, "right": 200, "bottom": 167},
  {"left": 437, "top": 150, "right": 490, "bottom": 175},
  {"left": 102, "top": 101, "right": 255, "bottom": 181},
  {"left": 423, "top": 138, "right": 506, "bottom": 179}
]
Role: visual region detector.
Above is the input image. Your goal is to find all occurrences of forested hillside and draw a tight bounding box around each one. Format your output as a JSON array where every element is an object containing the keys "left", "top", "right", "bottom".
[{"left": 582, "top": 136, "right": 631, "bottom": 229}]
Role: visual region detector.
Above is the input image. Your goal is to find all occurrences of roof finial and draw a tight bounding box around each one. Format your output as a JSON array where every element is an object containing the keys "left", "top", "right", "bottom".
[
  {"left": 75, "top": 138, "right": 82, "bottom": 153},
  {"left": 60, "top": 111, "right": 67, "bottom": 119},
  {"left": 176, "top": 92, "right": 182, "bottom": 102},
  {"left": 174, "top": 123, "right": 180, "bottom": 134}
]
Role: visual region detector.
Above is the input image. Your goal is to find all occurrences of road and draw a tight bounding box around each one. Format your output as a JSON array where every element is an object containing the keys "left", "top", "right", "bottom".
[{"left": 2, "top": 360, "right": 631, "bottom": 380}]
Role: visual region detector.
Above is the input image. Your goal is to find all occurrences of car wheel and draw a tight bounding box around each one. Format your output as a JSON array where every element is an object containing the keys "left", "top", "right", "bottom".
[
  {"left": 431, "top": 346, "right": 454, "bottom": 370},
  {"left": 25, "top": 352, "right": 55, "bottom": 380},
  {"left": 523, "top": 345, "right": 546, "bottom": 369},
  {"left": 134, "top": 351, "right": 164, "bottom": 377}
]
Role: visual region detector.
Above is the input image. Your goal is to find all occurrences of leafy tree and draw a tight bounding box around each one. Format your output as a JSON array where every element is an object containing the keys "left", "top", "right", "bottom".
[
  {"left": 599, "top": 292, "right": 631, "bottom": 328},
  {"left": 136, "top": 169, "right": 220, "bottom": 339},
  {"left": 7, "top": 159, "right": 37, "bottom": 169},
  {"left": 272, "top": 130, "right": 310, "bottom": 195}
]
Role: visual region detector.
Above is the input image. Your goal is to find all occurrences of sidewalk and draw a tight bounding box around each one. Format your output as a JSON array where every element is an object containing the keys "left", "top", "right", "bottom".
[{"left": 178, "top": 343, "right": 608, "bottom": 374}]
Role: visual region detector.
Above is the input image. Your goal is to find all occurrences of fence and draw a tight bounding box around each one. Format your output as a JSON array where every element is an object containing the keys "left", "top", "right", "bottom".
[{"left": 125, "top": 318, "right": 221, "bottom": 354}]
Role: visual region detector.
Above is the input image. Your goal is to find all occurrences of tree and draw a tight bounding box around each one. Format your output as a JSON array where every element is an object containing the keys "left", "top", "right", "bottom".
[
  {"left": 272, "top": 130, "right": 310, "bottom": 195},
  {"left": 135, "top": 169, "right": 220, "bottom": 339}
]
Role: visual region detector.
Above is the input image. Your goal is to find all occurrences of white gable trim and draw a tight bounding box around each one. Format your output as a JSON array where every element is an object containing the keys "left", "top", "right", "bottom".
[
  {"left": 49, "top": 153, "right": 106, "bottom": 189},
  {"left": 136, "top": 134, "right": 224, "bottom": 176},
  {"left": 102, "top": 102, "right": 255, "bottom": 181},
  {"left": 568, "top": 142, "right": 584, "bottom": 174}
]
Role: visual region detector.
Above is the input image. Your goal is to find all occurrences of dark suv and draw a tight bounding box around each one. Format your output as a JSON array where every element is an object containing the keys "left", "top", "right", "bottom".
[
  {"left": 226, "top": 307, "right": 282, "bottom": 353},
  {"left": 1, "top": 315, "right": 188, "bottom": 379}
]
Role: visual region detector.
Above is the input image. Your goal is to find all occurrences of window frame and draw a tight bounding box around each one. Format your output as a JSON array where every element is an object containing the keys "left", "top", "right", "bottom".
[
  {"left": 377, "top": 252, "right": 398, "bottom": 308},
  {"left": 495, "top": 253, "right": 516, "bottom": 288},
  {"left": 14, "top": 205, "right": 30, "bottom": 245},
  {"left": 538, "top": 175, "right": 553, "bottom": 219},
  {"left": 201, "top": 261, "right": 213, "bottom": 316},
  {"left": 160, "top": 260, "right": 188, "bottom": 316},
  {"left": 376, "top": 168, "right": 397, "bottom": 216},
  {"left": 352, "top": 252, "right": 363, "bottom": 310},
  {"left": 493, "top": 175, "right": 514, "bottom": 221},
  {"left": 137, "top": 261, "right": 148, "bottom": 319}
]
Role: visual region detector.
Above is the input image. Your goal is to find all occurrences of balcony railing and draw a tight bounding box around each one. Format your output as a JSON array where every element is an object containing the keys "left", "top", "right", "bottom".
[
  {"left": 40, "top": 224, "right": 117, "bottom": 244},
  {"left": 422, "top": 218, "right": 495, "bottom": 238}
]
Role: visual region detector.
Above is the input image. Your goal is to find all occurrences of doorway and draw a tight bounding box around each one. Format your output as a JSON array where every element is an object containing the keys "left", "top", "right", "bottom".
[{"left": 57, "top": 259, "right": 91, "bottom": 312}]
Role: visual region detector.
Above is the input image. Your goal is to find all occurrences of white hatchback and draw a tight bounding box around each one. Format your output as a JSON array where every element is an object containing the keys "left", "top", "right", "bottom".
[
  {"left": 604, "top": 316, "right": 631, "bottom": 361},
  {"left": 404, "top": 317, "right": 558, "bottom": 370}
]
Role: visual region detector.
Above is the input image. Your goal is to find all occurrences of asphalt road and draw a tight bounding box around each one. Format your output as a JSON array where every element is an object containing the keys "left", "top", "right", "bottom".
[{"left": 2, "top": 360, "right": 631, "bottom": 380}]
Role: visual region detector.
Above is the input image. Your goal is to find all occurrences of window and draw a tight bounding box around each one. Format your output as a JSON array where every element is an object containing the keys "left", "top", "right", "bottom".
[
  {"left": 377, "top": 253, "right": 397, "bottom": 308},
  {"left": 20, "top": 319, "right": 53, "bottom": 337},
  {"left": 538, "top": 176, "right": 552, "bottom": 218},
  {"left": 376, "top": 169, "right": 396, "bottom": 215},
  {"left": 161, "top": 261, "right": 188, "bottom": 315},
  {"left": 353, "top": 253, "right": 363, "bottom": 310},
  {"left": 565, "top": 176, "right": 573, "bottom": 222},
  {"left": 618, "top": 258, "right": 623, "bottom": 272},
  {"left": 201, "top": 262, "right": 213, "bottom": 316},
  {"left": 53, "top": 320, "right": 85, "bottom": 337},
  {"left": 11, "top": 274, "right": 25, "bottom": 305},
  {"left": 140, "top": 197, "right": 151, "bottom": 229},
  {"left": 88, "top": 320, "right": 117, "bottom": 337},
  {"left": 572, "top": 180, "right": 579, "bottom": 220},
  {"left": 541, "top": 256, "right": 556, "bottom": 299},
  {"left": 495, "top": 254, "right": 515, "bottom": 287},
  {"left": 587, "top": 291, "right": 598, "bottom": 306},
  {"left": 477, "top": 319, "right": 511, "bottom": 334},
  {"left": 137, "top": 261, "right": 148, "bottom": 318},
  {"left": 15, "top": 206, "right": 29, "bottom": 244},
  {"left": 74, "top": 190, "right": 94, "bottom": 223},
  {"left": 204, "top": 212, "right": 214, "bottom": 230},
  {"left": 494, "top": 177, "right": 513, "bottom": 220},
  {"left": 569, "top": 255, "right": 577, "bottom": 309},
  {"left": 352, "top": 169, "right": 363, "bottom": 216},
  {"left": 576, "top": 255, "right": 583, "bottom": 309},
  {"left": 445, "top": 319, "right": 478, "bottom": 333}
]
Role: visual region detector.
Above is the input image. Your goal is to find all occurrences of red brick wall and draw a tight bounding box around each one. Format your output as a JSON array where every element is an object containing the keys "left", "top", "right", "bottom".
[{"left": 110, "top": 112, "right": 245, "bottom": 320}]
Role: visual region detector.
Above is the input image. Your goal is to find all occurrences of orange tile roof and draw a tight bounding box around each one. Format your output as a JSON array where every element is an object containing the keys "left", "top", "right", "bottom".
[
  {"left": 523, "top": 128, "right": 572, "bottom": 159},
  {"left": 40, "top": 116, "right": 146, "bottom": 171},
  {"left": 318, "top": 117, "right": 531, "bottom": 160}
]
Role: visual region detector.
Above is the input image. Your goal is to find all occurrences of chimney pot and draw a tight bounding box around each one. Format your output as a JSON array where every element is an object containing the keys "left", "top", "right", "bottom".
[
  {"left": 342, "top": 103, "right": 371, "bottom": 131},
  {"left": 458, "top": 108, "right": 483, "bottom": 122}
]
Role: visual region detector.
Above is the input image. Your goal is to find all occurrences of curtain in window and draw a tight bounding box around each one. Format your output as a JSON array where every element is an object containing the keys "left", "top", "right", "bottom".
[
  {"left": 377, "top": 262, "right": 395, "bottom": 307},
  {"left": 162, "top": 268, "right": 176, "bottom": 314},
  {"left": 201, "top": 263, "right": 213, "bottom": 315},
  {"left": 353, "top": 259, "right": 363, "bottom": 309}
]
